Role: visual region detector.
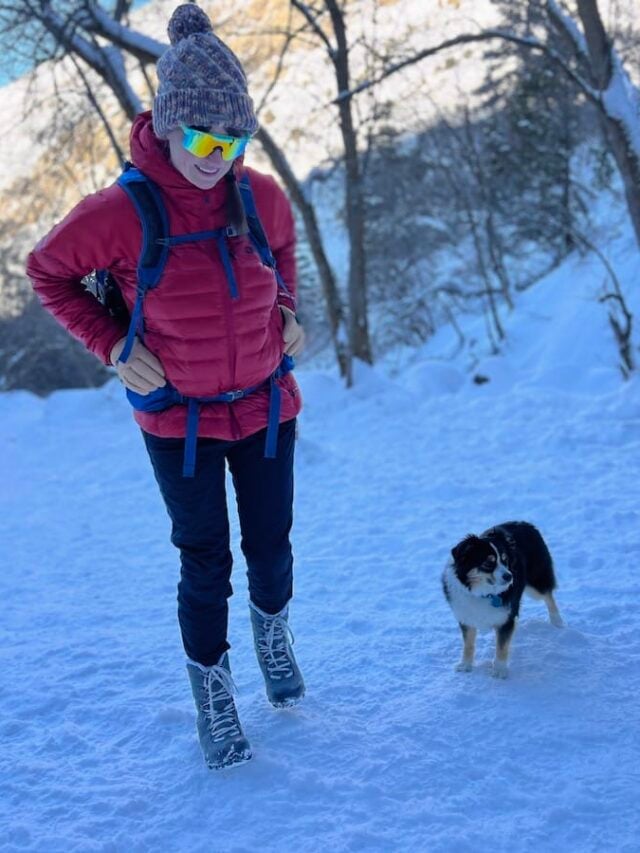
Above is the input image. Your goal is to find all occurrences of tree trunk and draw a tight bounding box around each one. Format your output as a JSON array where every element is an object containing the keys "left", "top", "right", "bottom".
[
  {"left": 575, "top": 0, "right": 640, "bottom": 247},
  {"left": 324, "top": 0, "right": 373, "bottom": 375},
  {"left": 256, "top": 126, "right": 349, "bottom": 377},
  {"left": 598, "top": 104, "right": 640, "bottom": 251}
]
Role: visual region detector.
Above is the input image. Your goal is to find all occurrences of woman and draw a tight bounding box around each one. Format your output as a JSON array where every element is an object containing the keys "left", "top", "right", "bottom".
[{"left": 26, "top": 2, "right": 305, "bottom": 771}]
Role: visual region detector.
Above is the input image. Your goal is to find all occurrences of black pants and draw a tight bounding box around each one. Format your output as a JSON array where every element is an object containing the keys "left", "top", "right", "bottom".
[{"left": 143, "top": 418, "right": 296, "bottom": 667}]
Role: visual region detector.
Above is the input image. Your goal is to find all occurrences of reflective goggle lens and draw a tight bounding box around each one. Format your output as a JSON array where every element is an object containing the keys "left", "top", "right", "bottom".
[{"left": 180, "top": 124, "right": 249, "bottom": 161}]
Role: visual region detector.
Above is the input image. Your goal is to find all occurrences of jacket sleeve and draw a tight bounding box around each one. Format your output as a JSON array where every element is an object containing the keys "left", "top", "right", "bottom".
[
  {"left": 261, "top": 176, "right": 298, "bottom": 315},
  {"left": 26, "top": 186, "right": 134, "bottom": 366}
]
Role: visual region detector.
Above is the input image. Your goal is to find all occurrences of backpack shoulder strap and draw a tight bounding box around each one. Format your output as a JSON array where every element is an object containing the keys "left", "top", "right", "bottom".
[
  {"left": 237, "top": 172, "right": 293, "bottom": 298},
  {"left": 116, "top": 163, "right": 170, "bottom": 290},
  {"left": 112, "top": 163, "right": 171, "bottom": 363}
]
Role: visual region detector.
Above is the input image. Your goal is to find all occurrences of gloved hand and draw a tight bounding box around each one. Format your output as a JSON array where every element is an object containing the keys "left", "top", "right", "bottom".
[
  {"left": 280, "top": 306, "right": 305, "bottom": 358},
  {"left": 110, "top": 336, "right": 166, "bottom": 395}
]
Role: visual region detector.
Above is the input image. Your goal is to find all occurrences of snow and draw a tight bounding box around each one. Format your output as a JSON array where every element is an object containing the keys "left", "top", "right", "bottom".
[
  {"left": 602, "top": 52, "right": 640, "bottom": 163},
  {"left": 90, "top": 4, "right": 166, "bottom": 59},
  {"left": 102, "top": 46, "right": 144, "bottom": 117},
  {"left": 2, "top": 208, "right": 640, "bottom": 850},
  {"left": 547, "top": 0, "right": 590, "bottom": 59}
]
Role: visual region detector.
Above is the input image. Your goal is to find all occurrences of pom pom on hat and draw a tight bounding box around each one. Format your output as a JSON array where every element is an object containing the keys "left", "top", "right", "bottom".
[
  {"left": 153, "top": 3, "right": 259, "bottom": 138},
  {"left": 167, "top": 4, "right": 213, "bottom": 45}
]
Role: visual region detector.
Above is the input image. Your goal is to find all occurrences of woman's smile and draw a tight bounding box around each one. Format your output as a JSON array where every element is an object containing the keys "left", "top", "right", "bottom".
[{"left": 195, "top": 163, "right": 220, "bottom": 174}]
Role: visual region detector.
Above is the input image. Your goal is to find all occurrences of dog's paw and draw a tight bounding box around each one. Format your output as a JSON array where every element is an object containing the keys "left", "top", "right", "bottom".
[
  {"left": 550, "top": 613, "right": 565, "bottom": 628},
  {"left": 455, "top": 661, "right": 473, "bottom": 673},
  {"left": 491, "top": 661, "right": 509, "bottom": 679}
]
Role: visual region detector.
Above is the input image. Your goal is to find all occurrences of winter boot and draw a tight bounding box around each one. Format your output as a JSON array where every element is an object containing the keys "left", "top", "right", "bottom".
[
  {"left": 186, "top": 652, "right": 252, "bottom": 770},
  {"left": 249, "top": 601, "right": 305, "bottom": 708}
]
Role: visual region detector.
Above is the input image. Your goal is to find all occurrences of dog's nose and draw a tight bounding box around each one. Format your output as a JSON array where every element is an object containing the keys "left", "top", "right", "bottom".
[{"left": 502, "top": 572, "right": 512, "bottom": 583}]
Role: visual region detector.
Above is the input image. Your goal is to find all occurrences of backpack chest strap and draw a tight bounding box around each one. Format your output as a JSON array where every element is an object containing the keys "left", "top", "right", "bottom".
[{"left": 157, "top": 229, "right": 240, "bottom": 299}]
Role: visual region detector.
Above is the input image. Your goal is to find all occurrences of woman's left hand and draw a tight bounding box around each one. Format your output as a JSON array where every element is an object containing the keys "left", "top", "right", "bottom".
[{"left": 280, "top": 306, "right": 305, "bottom": 358}]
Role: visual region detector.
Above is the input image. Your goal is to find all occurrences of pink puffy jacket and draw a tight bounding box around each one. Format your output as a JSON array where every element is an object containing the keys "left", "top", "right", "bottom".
[{"left": 26, "top": 111, "right": 302, "bottom": 441}]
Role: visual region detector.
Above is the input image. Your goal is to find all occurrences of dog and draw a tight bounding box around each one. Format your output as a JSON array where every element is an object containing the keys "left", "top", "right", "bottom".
[{"left": 442, "top": 521, "right": 563, "bottom": 678}]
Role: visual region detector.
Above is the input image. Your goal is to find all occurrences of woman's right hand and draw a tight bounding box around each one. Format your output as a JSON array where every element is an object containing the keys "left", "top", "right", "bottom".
[{"left": 110, "top": 336, "right": 166, "bottom": 395}]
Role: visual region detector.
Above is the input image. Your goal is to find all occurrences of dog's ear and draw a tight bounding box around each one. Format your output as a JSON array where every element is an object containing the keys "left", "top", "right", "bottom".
[{"left": 451, "top": 534, "right": 478, "bottom": 564}]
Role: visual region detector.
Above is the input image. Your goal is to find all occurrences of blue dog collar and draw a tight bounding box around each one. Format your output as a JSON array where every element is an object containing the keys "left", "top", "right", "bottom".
[{"left": 484, "top": 594, "right": 504, "bottom": 608}]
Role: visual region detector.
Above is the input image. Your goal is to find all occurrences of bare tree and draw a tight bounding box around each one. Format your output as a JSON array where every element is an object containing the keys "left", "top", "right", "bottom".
[
  {"left": 6, "top": 0, "right": 636, "bottom": 384},
  {"left": 335, "top": 0, "right": 640, "bottom": 251},
  {"left": 426, "top": 115, "right": 507, "bottom": 348},
  {"left": 290, "top": 0, "right": 373, "bottom": 382},
  {"left": 549, "top": 0, "right": 640, "bottom": 249},
  {"left": 257, "top": 125, "right": 349, "bottom": 377}
]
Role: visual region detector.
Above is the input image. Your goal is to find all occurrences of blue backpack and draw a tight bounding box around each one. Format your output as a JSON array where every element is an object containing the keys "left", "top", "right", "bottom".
[{"left": 95, "top": 163, "right": 295, "bottom": 477}]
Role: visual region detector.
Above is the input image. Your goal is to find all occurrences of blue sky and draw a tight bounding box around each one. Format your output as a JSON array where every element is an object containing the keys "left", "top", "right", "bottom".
[{"left": 0, "top": 0, "right": 153, "bottom": 87}]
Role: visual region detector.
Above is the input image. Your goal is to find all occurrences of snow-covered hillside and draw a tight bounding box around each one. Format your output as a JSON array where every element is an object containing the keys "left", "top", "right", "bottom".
[{"left": 1, "top": 195, "right": 639, "bottom": 850}]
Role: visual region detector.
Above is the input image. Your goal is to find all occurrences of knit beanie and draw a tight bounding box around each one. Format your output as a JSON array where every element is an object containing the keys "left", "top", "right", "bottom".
[{"left": 152, "top": 3, "right": 259, "bottom": 138}]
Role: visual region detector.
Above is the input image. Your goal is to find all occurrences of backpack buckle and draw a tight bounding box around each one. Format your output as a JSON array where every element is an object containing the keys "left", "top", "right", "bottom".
[{"left": 227, "top": 389, "right": 245, "bottom": 401}]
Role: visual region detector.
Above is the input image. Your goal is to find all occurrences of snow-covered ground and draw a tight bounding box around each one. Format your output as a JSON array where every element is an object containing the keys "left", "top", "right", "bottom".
[{"left": 2, "top": 216, "right": 640, "bottom": 850}]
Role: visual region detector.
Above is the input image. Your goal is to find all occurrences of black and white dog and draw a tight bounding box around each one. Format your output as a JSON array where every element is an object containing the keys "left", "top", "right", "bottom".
[{"left": 442, "top": 521, "right": 563, "bottom": 678}]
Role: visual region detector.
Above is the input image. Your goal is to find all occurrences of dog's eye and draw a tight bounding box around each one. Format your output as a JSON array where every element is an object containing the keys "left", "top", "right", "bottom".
[{"left": 501, "top": 554, "right": 507, "bottom": 562}]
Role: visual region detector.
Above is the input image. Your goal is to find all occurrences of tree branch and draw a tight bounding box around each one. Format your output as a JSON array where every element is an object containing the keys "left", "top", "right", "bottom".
[
  {"left": 39, "top": 3, "right": 143, "bottom": 118},
  {"left": 68, "top": 51, "right": 126, "bottom": 166},
  {"left": 290, "top": 0, "right": 335, "bottom": 58},
  {"left": 333, "top": 28, "right": 598, "bottom": 106},
  {"left": 113, "top": 0, "right": 132, "bottom": 24},
  {"left": 255, "top": 5, "right": 297, "bottom": 117},
  {"left": 546, "top": 0, "right": 589, "bottom": 60},
  {"left": 86, "top": 1, "right": 165, "bottom": 64}
]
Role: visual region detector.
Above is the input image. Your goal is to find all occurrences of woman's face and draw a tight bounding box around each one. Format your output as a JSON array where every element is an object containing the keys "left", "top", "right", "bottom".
[{"left": 167, "top": 124, "right": 235, "bottom": 189}]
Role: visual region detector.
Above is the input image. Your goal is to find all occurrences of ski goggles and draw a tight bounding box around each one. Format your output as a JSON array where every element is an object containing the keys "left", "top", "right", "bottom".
[{"left": 180, "top": 124, "right": 251, "bottom": 161}]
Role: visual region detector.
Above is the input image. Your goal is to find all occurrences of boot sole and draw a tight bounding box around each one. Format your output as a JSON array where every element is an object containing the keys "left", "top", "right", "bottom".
[
  {"left": 270, "top": 691, "right": 305, "bottom": 709},
  {"left": 207, "top": 748, "right": 253, "bottom": 771}
]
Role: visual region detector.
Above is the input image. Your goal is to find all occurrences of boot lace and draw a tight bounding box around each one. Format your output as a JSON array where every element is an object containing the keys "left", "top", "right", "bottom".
[
  {"left": 201, "top": 664, "right": 242, "bottom": 743},
  {"left": 257, "top": 614, "right": 295, "bottom": 680}
]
